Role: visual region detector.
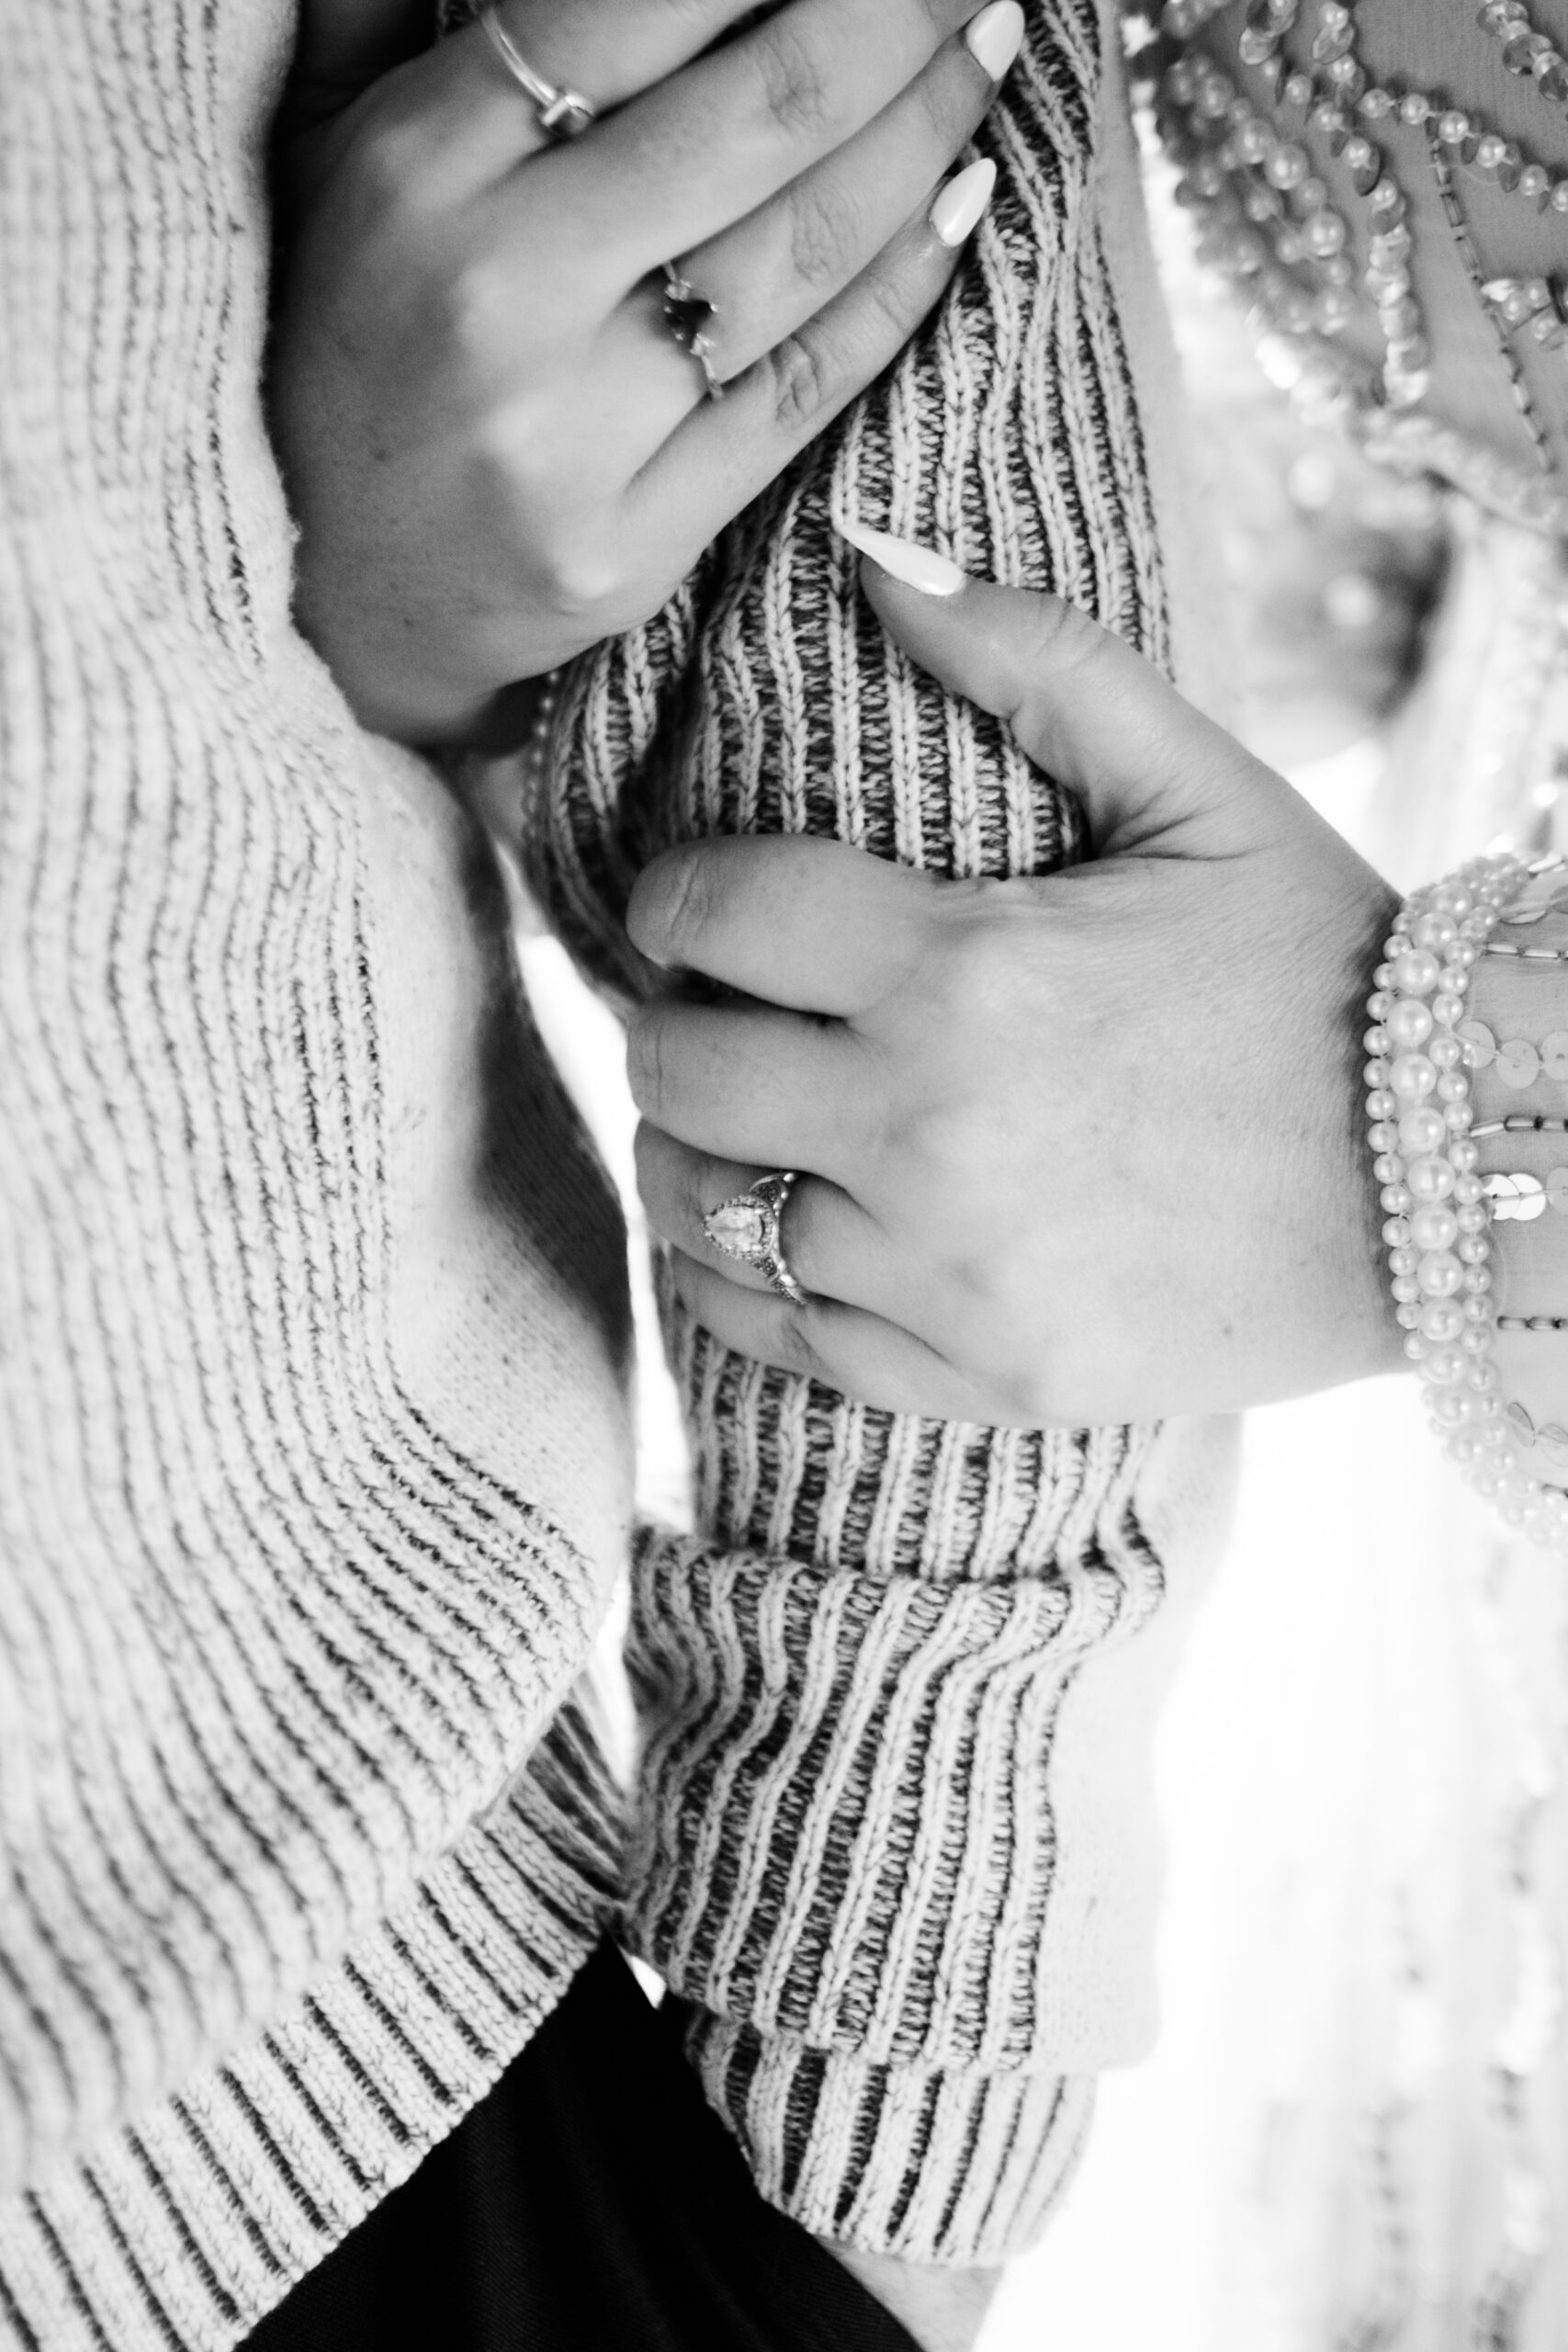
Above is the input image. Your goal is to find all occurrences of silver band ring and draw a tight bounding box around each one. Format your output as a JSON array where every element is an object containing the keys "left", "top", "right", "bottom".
[
  {"left": 662, "top": 266, "right": 725, "bottom": 401},
  {"left": 479, "top": 7, "right": 597, "bottom": 140},
  {"left": 703, "top": 1170, "right": 808, "bottom": 1305}
]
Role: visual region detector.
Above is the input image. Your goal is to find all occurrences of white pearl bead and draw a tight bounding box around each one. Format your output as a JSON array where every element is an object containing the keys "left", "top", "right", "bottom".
[
  {"left": 1392, "top": 1274, "right": 1422, "bottom": 1303},
  {"left": 1365, "top": 1025, "right": 1392, "bottom": 1056},
  {"left": 1382, "top": 1215, "right": 1412, "bottom": 1246},
  {"left": 1463, "top": 1293, "right": 1494, "bottom": 1321},
  {"left": 1437, "top": 1071, "right": 1471, "bottom": 1102},
  {"left": 1406, "top": 1155, "right": 1456, "bottom": 1201},
  {"left": 1395, "top": 1304, "right": 1422, "bottom": 1329},
  {"left": 1420, "top": 1300, "right": 1465, "bottom": 1340},
  {"left": 1423, "top": 1347, "right": 1467, "bottom": 1383},
  {"left": 1372, "top": 1153, "right": 1404, "bottom": 1184},
  {"left": 1412, "top": 912, "right": 1459, "bottom": 952},
  {"left": 1463, "top": 1265, "right": 1493, "bottom": 1292},
  {"left": 1453, "top": 1173, "right": 1485, "bottom": 1204},
  {"left": 1392, "top": 948, "right": 1441, "bottom": 995},
  {"left": 1391, "top": 1052, "right": 1438, "bottom": 1099},
  {"left": 1410, "top": 1204, "right": 1459, "bottom": 1251},
  {"left": 1457, "top": 1235, "right": 1490, "bottom": 1264},
  {"left": 1385, "top": 999, "right": 1433, "bottom": 1048},
  {"left": 1388, "top": 1246, "right": 1418, "bottom": 1276},
  {"left": 1417, "top": 1250, "right": 1464, "bottom": 1295},
  {"left": 1450, "top": 1138, "right": 1481, "bottom": 1172},
  {"left": 1382, "top": 1182, "right": 1414, "bottom": 1212},
  {"left": 1461, "top": 1327, "right": 1492, "bottom": 1355},
  {"left": 1403, "top": 1332, "right": 1427, "bottom": 1361},
  {"left": 1370, "top": 1122, "right": 1401, "bottom": 1153},
  {"left": 1365, "top": 1057, "right": 1392, "bottom": 1087},
  {"left": 1428, "top": 1034, "right": 1463, "bottom": 1070},
  {"left": 1367, "top": 1090, "right": 1397, "bottom": 1120},
  {"left": 1444, "top": 1102, "right": 1472, "bottom": 1133},
  {"left": 1367, "top": 990, "right": 1394, "bottom": 1020},
  {"left": 1397, "top": 1106, "right": 1446, "bottom": 1155}
]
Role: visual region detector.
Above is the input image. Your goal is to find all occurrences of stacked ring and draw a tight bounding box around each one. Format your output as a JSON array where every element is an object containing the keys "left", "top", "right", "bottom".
[
  {"left": 703, "top": 1170, "right": 808, "bottom": 1304},
  {"left": 479, "top": 7, "right": 597, "bottom": 140},
  {"left": 662, "top": 266, "right": 725, "bottom": 401}
]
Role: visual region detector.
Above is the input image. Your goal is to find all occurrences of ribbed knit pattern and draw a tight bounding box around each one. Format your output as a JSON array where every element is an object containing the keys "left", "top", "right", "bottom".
[
  {"left": 529, "top": 0, "right": 1234, "bottom": 2266},
  {"left": 2, "top": 0, "right": 1235, "bottom": 2341},
  {"left": 1, "top": 4, "right": 632, "bottom": 2346}
]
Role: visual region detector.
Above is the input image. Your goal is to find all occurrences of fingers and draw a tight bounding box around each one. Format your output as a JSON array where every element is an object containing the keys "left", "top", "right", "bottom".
[
  {"left": 626, "top": 997, "right": 874, "bottom": 1179},
  {"left": 666, "top": 1250, "right": 1023, "bottom": 1424},
  {"left": 627, "top": 836, "right": 939, "bottom": 1012},
  {"left": 342, "top": 0, "right": 773, "bottom": 209},
  {"left": 551, "top": 0, "right": 978, "bottom": 288},
  {"left": 670, "top": 6, "right": 1021, "bottom": 386},
  {"left": 851, "top": 552, "right": 1290, "bottom": 858},
  {"left": 624, "top": 173, "right": 984, "bottom": 569},
  {"left": 634, "top": 1126, "right": 903, "bottom": 1317}
]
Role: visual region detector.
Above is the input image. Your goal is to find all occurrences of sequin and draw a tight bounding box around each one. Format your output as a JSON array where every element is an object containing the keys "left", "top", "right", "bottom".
[{"left": 1497, "top": 1037, "right": 1543, "bottom": 1087}]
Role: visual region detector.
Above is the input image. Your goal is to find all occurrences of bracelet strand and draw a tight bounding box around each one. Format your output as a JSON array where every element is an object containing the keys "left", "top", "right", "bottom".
[{"left": 1365, "top": 851, "right": 1568, "bottom": 1550}]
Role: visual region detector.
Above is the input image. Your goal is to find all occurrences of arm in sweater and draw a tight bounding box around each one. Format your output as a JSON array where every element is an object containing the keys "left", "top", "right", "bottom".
[{"left": 528, "top": 0, "right": 1239, "bottom": 2269}]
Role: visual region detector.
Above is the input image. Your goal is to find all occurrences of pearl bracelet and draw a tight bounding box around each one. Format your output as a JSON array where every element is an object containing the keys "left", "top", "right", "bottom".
[{"left": 1365, "top": 850, "right": 1568, "bottom": 1552}]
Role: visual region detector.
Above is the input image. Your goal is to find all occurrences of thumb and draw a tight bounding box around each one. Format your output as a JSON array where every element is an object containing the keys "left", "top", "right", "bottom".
[{"left": 840, "top": 525, "right": 1280, "bottom": 858}]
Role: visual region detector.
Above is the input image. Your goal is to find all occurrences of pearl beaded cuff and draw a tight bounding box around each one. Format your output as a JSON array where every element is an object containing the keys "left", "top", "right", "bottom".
[{"left": 1366, "top": 851, "right": 1568, "bottom": 1552}]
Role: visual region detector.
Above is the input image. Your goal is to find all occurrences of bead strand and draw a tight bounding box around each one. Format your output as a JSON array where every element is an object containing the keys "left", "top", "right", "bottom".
[{"left": 1366, "top": 851, "right": 1568, "bottom": 1548}]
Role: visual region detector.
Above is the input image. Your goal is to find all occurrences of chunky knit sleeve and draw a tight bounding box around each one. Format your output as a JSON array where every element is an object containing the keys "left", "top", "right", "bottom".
[
  {"left": 528, "top": 0, "right": 1237, "bottom": 2267},
  {"left": 0, "top": 7, "right": 632, "bottom": 2330}
]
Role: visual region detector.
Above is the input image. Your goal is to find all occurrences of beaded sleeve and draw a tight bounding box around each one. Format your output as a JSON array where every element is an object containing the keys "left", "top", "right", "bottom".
[{"left": 530, "top": 0, "right": 1237, "bottom": 2266}]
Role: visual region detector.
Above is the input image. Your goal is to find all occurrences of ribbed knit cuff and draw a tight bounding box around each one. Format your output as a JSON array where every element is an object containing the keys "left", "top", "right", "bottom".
[{"left": 682, "top": 2011, "right": 1096, "bottom": 2265}]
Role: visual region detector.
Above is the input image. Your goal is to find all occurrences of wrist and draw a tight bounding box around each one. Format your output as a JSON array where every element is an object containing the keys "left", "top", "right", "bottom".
[{"left": 810, "top": 2240, "right": 1003, "bottom": 2352}]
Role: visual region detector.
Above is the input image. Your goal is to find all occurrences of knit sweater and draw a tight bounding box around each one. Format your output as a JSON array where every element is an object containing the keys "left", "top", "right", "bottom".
[
  {"left": 1, "top": 4, "right": 1231, "bottom": 2348},
  {"left": 536, "top": 0, "right": 1236, "bottom": 2261}
]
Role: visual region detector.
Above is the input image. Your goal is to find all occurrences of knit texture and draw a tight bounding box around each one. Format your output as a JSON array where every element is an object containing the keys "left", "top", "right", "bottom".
[
  {"left": 530, "top": 0, "right": 1235, "bottom": 2267},
  {"left": 1, "top": 0, "right": 1234, "bottom": 2344},
  {"left": 1, "top": 3, "right": 633, "bottom": 2346}
]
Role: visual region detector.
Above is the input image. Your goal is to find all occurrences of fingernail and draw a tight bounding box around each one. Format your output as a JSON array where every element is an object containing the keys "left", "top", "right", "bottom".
[
  {"left": 929, "top": 156, "right": 997, "bottom": 249},
  {"left": 834, "top": 518, "right": 968, "bottom": 597},
  {"left": 964, "top": 0, "right": 1025, "bottom": 80}
]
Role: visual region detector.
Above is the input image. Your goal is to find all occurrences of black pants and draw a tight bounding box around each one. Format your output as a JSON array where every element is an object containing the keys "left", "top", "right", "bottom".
[{"left": 249, "top": 1942, "right": 920, "bottom": 2352}]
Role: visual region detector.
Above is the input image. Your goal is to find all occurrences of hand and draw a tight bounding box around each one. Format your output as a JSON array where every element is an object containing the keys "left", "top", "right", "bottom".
[
  {"left": 816, "top": 2241, "right": 1000, "bottom": 2352},
  {"left": 269, "top": 0, "right": 1020, "bottom": 747},
  {"left": 624, "top": 539, "right": 1405, "bottom": 1428}
]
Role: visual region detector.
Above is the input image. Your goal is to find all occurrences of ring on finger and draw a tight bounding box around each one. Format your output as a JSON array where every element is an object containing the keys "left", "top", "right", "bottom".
[
  {"left": 479, "top": 7, "right": 598, "bottom": 140},
  {"left": 703, "top": 1170, "right": 808, "bottom": 1305},
  {"left": 662, "top": 266, "right": 726, "bottom": 401}
]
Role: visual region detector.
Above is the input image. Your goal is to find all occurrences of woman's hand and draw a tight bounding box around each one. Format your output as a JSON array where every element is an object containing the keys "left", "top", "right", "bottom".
[
  {"left": 270, "top": 0, "right": 1019, "bottom": 747},
  {"left": 625, "top": 536, "right": 1405, "bottom": 1428}
]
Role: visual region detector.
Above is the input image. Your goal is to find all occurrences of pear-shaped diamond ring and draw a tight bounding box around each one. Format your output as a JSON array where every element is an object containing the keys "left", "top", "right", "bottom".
[{"left": 703, "top": 1170, "right": 807, "bottom": 1305}]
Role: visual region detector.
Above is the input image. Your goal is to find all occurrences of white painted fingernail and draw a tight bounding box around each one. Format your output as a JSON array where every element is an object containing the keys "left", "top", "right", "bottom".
[
  {"left": 965, "top": 0, "right": 1025, "bottom": 80},
  {"left": 929, "top": 156, "right": 997, "bottom": 249},
  {"left": 835, "top": 518, "right": 968, "bottom": 597}
]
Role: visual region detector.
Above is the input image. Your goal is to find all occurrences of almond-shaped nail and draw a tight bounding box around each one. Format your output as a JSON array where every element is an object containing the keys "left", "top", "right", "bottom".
[
  {"left": 929, "top": 156, "right": 997, "bottom": 249},
  {"left": 965, "top": 0, "right": 1025, "bottom": 80},
  {"left": 835, "top": 519, "right": 969, "bottom": 597}
]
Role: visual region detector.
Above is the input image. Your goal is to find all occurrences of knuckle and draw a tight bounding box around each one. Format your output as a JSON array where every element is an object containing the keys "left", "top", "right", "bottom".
[
  {"left": 625, "top": 1012, "right": 669, "bottom": 1115},
  {"left": 753, "top": 18, "right": 836, "bottom": 139},
  {"left": 643, "top": 848, "right": 715, "bottom": 969},
  {"left": 528, "top": 535, "right": 623, "bottom": 624},
  {"left": 1020, "top": 602, "right": 1115, "bottom": 702},
  {"left": 787, "top": 183, "right": 867, "bottom": 291},
  {"left": 767, "top": 328, "right": 837, "bottom": 433},
  {"left": 444, "top": 251, "right": 515, "bottom": 369}
]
